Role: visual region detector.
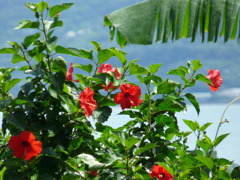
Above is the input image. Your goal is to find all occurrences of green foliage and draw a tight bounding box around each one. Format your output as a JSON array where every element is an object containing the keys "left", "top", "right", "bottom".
[
  {"left": 0, "top": 1, "right": 239, "bottom": 180},
  {"left": 104, "top": 0, "right": 240, "bottom": 47}
]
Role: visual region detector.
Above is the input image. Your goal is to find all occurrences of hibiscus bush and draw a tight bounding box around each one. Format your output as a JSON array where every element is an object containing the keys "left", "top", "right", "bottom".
[{"left": 0, "top": 1, "right": 239, "bottom": 180}]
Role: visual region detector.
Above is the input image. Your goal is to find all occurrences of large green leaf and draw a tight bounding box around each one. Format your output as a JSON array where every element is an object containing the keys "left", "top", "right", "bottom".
[{"left": 104, "top": 0, "right": 240, "bottom": 47}]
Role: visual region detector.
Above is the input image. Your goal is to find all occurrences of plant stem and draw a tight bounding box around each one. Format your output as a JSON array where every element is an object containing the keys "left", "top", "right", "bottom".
[{"left": 214, "top": 96, "right": 240, "bottom": 140}]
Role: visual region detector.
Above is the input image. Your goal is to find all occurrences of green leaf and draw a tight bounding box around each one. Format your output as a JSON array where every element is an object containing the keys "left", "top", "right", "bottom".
[
  {"left": 23, "top": 33, "right": 41, "bottom": 48},
  {"left": 133, "top": 143, "right": 158, "bottom": 156},
  {"left": 168, "top": 66, "right": 189, "bottom": 77},
  {"left": 49, "top": 20, "right": 63, "bottom": 29},
  {"left": 129, "top": 64, "right": 148, "bottom": 75},
  {"left": 199, "top": 122, "right": 212, "bottom": 131},
  {"left": 3, "top": 78, "right": 21, "bottom": 92},
  {"left": 73, "top": 63, "right": 93, "bottom": 74},
  {"left": 62, "top": 174, "right": 80, "bottom": 180},
  {"left": 78, "top": 153, "right": 104, "bottom": 170},
  {"left": 185, "top": 93, "right": 200, "bottom": 115},
  {"left": 195, "top": 156, "right": 214, "bottom": 169},
  {"left": 124, "top": 137, "right": 140, "bottom": 149},
  {"left": 92, "top": 106, "right": 112, "bottom": 123},
  {"left": 158, "top": 99, "right": 185, "bottom": 112},
  {"left": 91, "top": 41, "right": 102, "bottom": 51},
  {"left": 197, "top": 139, "right": 212, "bottom": 152},
  {"left": 49, "top": 71, "right": 65, "bottom": 92},
  {"left": 216, "top": 170, "right": 231, "bottom": 179},
  {"left": 157, "top": 79, "right": 180, "bottom": 94},
  {"left": 6, "top": 110, "right": 27, "bottom": 130},
  {"left": 46, "top": 36, "right": 57, "bottom": 52},
  {"left": 191, "top": 60, "right": 202, "bottom": 71},
  {"left": 48, "top": 85, "right": 58, "bottom": 99},
  {"left": 11, "top": 54, "right": 26, "bottom": 64},
  {"left": 183, "top": 119, "right": 199, "bottom": 131},
  {"left": 27, "top": 45, "right": 46, "bottom": 57},
  {"left": 213, "top": 133, "right": 230, "bottom": 147},
  {"left": 231, "top": 166, "right": 240, "bottom": 179},
  {"left": 155, "top": 115, "right": 175, "bottom": 125},
  {"left": 98, "top": 49, "right": 114, "bottom": 63},
  {"left": 79, "top": 49, "right": 94, "bottom": 60},
  {"left": 25, "top": 2, "right": 37, "bottom": 12},
  {"left": 68, "top": 137, "right": 83, "bottom": 152},
  {"left": 49, "top": 3, "right": 74, "bottom": 17},
  {"left": 36, "top": 1, "right": 49, "bottom": 12},
  {"left": 4, "top": 159, "right": 24, "bottom": 167},
  {"left": 110, "top": 47, "right": 127, "bottom": 64},
  {"left": 15, "top": 20, "right": 40, "bottom": 29},
  {"left": 105, "top": 0, "right": 240, "bottom": 46},
  {"left": 0, "top": 48, "right": 18, "bottom": 54},
  {"left": 55, "top": 46, "right": 81, "bottom": 57},
  {"left": 149, "top": 63, "right": 162, "bottom": 74},
  {"left": 52, "top": 56, "right": 67, "bottom": 72},
  {"left": 196, "top": 74, "right": 212, "bottom": 84}
]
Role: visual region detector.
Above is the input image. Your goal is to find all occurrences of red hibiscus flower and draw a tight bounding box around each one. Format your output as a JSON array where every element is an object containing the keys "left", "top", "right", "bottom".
[
  {"left": 8, "top": 131, "right": 42, "bottom": 161},
  {"left": 114, "top": 83, "right": 142, "bottom": 110},
  {"left": 66, "top": 63, "right": 79, "bottom": 82},
  {"left": 149, "top": 165, "right": 173, "bottom": 180},
  {"left": 101, "top": 82, "right": 119, "bottom": 91},
  {"left": 79, "top": 87, "right": 98, "bottom": 117},
  {"left": 206, "top": 69, "right": 222, "bottom": 91},
  {"left": 97, "top": 64, "right": 122, "bottom": 91},
  {"left": 87, "top": 171, "right": 98, "bottom": 177}
]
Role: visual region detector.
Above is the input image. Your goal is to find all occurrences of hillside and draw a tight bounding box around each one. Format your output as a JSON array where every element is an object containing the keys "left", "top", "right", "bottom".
[{"left": 1, "top": 0, "right": 240, "bottom": 101}]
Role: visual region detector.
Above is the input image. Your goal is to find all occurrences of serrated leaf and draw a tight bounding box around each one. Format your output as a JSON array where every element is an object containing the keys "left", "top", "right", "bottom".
[
  {"left": 183, "top": 119, "right": 199, "bottom": 131},
  {"left": 92, "top": 106, "right": 112, "bottom": 123},
  {"left": 185, "top": 93, "right": 200, "bottom": 115},
  {"left": 49, "top": 3, "right": 74, "bottom": 17},
  {"left": 15, "top": 20, "right": 40, "bottom": 29},
  {"left": 213, "top": 133, "right": 230, "bottom": 147}
]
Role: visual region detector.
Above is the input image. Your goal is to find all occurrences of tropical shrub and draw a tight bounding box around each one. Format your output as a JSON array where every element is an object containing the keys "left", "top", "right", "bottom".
[{"left": 0, "top": 1, "right": 239, "bottom": 180}]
